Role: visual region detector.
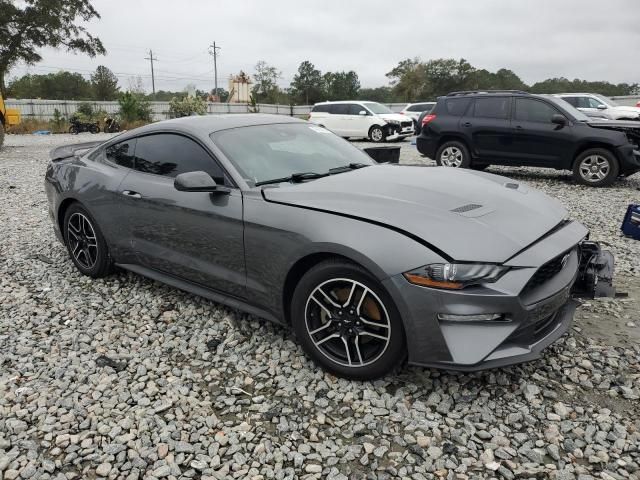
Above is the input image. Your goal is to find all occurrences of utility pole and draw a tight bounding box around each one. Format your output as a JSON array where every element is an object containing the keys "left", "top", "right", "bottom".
[
  {"left": 145, "top": 49, "right": 157, "bottom": 97},
  {"left": 208, "top": 42, "right": 221, "bottom": 99}
]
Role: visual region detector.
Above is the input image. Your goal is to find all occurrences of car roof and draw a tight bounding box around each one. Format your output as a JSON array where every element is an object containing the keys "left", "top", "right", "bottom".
[
  {"left": 126, "top": 114, "right": 304, "bottom": 136},
  {"left": 314, "top": 100, "right": 372, "bottom": 105},
  {"left": 555, "top": 93, "right": 600, "bottom": 96}
]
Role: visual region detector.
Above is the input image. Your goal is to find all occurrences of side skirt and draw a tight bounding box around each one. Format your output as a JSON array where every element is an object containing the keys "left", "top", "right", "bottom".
[{"left": 115, "top": 263, "right": 284, "bottom": 325}]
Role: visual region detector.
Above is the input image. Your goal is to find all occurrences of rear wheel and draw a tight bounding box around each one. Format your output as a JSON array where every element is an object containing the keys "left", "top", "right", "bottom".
[
  {"left": 436, "top": 140, "right": 470, "bottom": 168},
  {"left": 291, "top": 260, "right": 406, "bottom": 380},
  {"left": 369, "top": 125, "right": 386, "bottom": 143},
  {"left": 572, "top": 148, "right": 619, "bottom": 187},
  {"left": 69, "top": 125, "right": 79, "bottom": 135},
  {"left": 63, "top": 203, "right": 113, "bottom": 278}
]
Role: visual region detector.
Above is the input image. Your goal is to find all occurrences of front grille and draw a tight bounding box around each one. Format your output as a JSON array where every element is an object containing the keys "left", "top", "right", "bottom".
[
  {"left": 522, "top": 250, "right": 571, "bottom": 294},
  {"left": 401, "top": 121, "right": 413, "bottom": 128}
]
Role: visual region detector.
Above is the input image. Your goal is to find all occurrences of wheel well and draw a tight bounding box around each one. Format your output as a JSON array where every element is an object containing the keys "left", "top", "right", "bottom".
[
  {"left": 57, "top": 198, "right": 79, "bottom": 235},
  {"left": 282, "top": 252, "right": 358, "bottom": 325},
  {"left": 572, "top": 143, "right": 618, "bottom": 169}
]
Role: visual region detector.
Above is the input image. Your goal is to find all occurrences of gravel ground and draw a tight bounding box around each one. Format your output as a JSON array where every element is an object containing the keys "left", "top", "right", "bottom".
[{"left": 1, "top": 133, "right": 639, "bottom": 480}]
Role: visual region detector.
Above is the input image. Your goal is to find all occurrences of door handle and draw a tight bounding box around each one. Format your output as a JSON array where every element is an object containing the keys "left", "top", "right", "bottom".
[
  {"left": 462, "top": 122, "right": 472, "bottom": 127},
  {"left": 122, "top": 190, "right": 142, "bottom": 199}
]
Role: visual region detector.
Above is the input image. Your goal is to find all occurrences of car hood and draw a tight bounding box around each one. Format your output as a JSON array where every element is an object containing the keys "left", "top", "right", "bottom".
[
  {"left": 613, "top": 106, "right": 640, "bottom": 114},
  {"left": 586, "top": 119, "right": 640, "bottom": 129},
  {"left": 262, "top": 166, "right": 568, "bottom": 263},
  {"left": 378, "top": 113, "right": 411, "bottom": 122}
]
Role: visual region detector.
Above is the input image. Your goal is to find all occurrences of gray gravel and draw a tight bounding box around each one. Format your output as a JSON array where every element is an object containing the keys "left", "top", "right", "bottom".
[{"left": 1, "top": 133, "right": 639, "bottom": 480}]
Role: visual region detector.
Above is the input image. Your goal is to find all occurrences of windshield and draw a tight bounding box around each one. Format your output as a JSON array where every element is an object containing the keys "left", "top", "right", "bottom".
[
  {"left": 594, "top": 94, "right": 619, "bottom": 107},
  {"left": 211, "top": 123, "right": 374, "bottom": 186},
  {"left": 362, "top": 102, "right": 393, "bottom": 114},
  {"left": 545, "top": 96, "right": 591, "bottom": 122}
]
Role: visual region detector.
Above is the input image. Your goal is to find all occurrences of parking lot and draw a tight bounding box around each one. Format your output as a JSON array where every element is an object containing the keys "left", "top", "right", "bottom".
[{"left": 1, "top": 133, "right": 639, "bottom": 480}]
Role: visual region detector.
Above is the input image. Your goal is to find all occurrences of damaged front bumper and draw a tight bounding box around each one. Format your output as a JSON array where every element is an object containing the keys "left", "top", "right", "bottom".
[{"left": 386, "top": 222, "right": 616, "bottom": 371}]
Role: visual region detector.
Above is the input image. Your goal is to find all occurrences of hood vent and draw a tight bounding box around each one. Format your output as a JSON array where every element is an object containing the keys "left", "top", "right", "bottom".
[{"left": 451, "top": 203, "right": 482, "bottom": 213}]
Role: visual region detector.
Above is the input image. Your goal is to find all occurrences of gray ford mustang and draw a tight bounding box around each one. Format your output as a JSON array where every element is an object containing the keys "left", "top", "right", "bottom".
[{"left": 45, "top": 114, "right": 614, "bottom": 380}]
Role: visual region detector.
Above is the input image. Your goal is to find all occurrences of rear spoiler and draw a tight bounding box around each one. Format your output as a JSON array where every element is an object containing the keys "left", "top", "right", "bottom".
[{"left": 49, "top": 140, "right": 105, "bottom": 161}]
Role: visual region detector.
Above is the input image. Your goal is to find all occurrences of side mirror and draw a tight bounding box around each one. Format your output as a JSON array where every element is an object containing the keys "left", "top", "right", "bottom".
[
  {"left": 174, "top": 171, "right": 229, "bottom": 194},
  {"left": 358, "top": 110, "right": 368, "bottom": 116},
  {"left": 551, "top": 114, "right": 567, "bottom": 126},
  {"left": 596, "top": 104, "right": 607, "bottom": 110}
]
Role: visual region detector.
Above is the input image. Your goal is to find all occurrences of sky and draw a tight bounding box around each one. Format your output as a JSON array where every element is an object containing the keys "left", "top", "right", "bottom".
[{"left": 9, "top": 0, "right": 640, "bottom": 94}]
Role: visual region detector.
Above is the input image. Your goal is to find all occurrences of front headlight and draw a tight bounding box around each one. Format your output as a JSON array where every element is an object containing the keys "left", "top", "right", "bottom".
[
  {"left": 403, "top": 263, "right": 509, "bottom": 290},
  {"left": 385, "top": 119, "right": 400, "bottom": 125}
]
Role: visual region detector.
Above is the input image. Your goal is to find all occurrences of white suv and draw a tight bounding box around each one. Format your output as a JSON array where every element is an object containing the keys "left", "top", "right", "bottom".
[
  {"left": 554, "top": 93, "right": 640, "bottom": 121},
  {"left": 308, "top": 101, "right": 414, "bottom": 142}
]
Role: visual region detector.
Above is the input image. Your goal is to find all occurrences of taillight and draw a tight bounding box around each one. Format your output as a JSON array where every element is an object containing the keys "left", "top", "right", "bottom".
[{"left": 422, "top": 114, "right": 436, "bottom": 126}]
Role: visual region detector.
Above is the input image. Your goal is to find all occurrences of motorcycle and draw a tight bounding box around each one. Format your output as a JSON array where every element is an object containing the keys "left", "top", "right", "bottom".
[
  {"left": 69, "top": 116, "right": 100, "bottom": 134},
  {"left": 103, "top": 116, "right": 121, "bottom": 133}
]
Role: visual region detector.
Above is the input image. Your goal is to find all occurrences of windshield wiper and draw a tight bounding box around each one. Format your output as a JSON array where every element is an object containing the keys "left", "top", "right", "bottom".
[
  {"left": 255, "top": 163, "right": 369, "bottom": 187},
  {"left": 328, "top": 163, "right": 369, "bottom": 174},
  {"left": 255, "top": 172, "right": 328, "bottom": 186}
]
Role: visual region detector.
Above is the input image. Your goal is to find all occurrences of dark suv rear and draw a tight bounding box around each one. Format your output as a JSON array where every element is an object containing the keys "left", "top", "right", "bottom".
[{"left": 416, "top": 90, "right": 640, "bottom": 187}]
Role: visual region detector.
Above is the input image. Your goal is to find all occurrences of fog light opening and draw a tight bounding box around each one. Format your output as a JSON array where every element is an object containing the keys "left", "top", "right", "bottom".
[{"left": 437, "top": 313, "right": 508, "bottom": 323}]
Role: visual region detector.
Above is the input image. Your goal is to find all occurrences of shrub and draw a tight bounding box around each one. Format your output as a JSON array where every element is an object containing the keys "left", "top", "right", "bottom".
[
  {"left": 77, "top": 102, "right": 94, "bottom": 117},
  {"left": 168, "top": 95, "right": 207, "bottom": 118},
  {"left": 118, "top": 92, "right": 152, "bottom": 122}
]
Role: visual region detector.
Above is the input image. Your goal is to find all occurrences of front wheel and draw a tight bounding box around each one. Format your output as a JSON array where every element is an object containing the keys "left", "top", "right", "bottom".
[
  {"left": 435, "top": 141, "right": 470, "bottom": 168},
  {"left": 63, "top": 203, "right": 113, "bottom": 278},
  {"left": 291, "top": 260, "right": 406, "bottom": 380},
  {"left": 572, "top": 148, "right": 619, "bottom": 187},
  {"left": 369, "top": 125, "right": 386, "bottom": 143},
  {"left": 69, "top": 125, "right": 79, "bottom": 135}
]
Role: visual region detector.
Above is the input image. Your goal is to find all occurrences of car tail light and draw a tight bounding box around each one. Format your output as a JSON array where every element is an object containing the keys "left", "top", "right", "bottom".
[{"left": 422, "top": 114, "right": 436, "bottom": 126}]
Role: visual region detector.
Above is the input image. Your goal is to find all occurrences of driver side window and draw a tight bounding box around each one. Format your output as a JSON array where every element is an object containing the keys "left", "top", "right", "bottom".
[
  {"left": 133, "top": 133, "right": 228, "bottom": 184},
  {"left": 514, "top": 98, "right": 562, "bottom": 123}
]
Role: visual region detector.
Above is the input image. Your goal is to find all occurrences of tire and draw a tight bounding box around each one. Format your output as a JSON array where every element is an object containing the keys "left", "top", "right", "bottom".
[
  {"left": 572, "top": 148, "right": 619, "bottom": 187},
  {"left": 368, "top": 125, "right": 386, "bottom": 143},
  {"left": 291, "top": 259, "right": 406, "bottom": 380},
  {"left": 0, "top": 122, "right": 5, "bottom": 148},
  {"left": 436, "top": 140, "right": 471, "bottom": 168},
  {"left": 63, "top": 203, "right": 113, "bottom": 278},
  {"left": 69, "top": 125, "right": 79, "bottom": 135},
  {"left": 91, "top": 124, "right": 100, "bottom": 134}
]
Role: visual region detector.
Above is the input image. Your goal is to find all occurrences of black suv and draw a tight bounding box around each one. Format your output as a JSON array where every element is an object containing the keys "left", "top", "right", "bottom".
[{"left": 416, "top": 90, "right": 640, "bottom": 187}]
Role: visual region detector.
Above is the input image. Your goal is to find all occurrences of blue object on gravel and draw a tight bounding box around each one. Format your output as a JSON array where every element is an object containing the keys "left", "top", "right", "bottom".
[
  {"left": 621, "top": 204, "right": 640, "bottom": 240},
  {"left": 33, "top": 130, "right": 51, "bottom": 135}
]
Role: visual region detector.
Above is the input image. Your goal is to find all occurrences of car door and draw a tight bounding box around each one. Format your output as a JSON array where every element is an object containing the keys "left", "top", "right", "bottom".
[
  {"left": 460, "top": 96, "right": 513, "bottom": 161},
  {"left": 117, "top": 132, "right": 246, "bottom": 298},
  {"left": 347, "top": 103, "right": 368, "bottom": 136},
  {"left": 325, "top": 103, "right": 351, "bottom": 135},
  {"left": 510, "top": 98, "right": 575, "bottom": 167}
]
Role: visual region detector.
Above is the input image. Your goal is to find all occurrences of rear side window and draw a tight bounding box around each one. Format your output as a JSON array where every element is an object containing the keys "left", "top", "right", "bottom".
[
  {"left": 443, "top": 98, "right": 472, "bottom": 116},
  {"left": 133, "top": 133, "right": 226, "bottom": 182},
  {"left": 514, "top": 98, "right": 561, "bottom": 123},
  {"left": 331, "top": 104, "right": 349, "bottom": 115},
  {"left": 105, "top": 139, "right": 136, "bottom": 168},
  {"left": 312, "top": 104, "right": 330, "bottom": 113},
  {"left": 473, "top": 97, "right": 511, "bottom": 119}
]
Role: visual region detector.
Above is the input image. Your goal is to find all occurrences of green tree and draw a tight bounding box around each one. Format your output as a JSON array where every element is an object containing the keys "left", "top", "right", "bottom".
[
  {"left": 386, "top": 58, "right": 426, "bottom": 102},
  {"left": 290, "top": 61, "right": 325, "bottom": 104},
  {"left": 0, "top": 0, "right": 105, "bottom": 95},
  {"left": 118, "top": 91, "right": 151, "bottom": 122},
  {"left": 91, "top": 65, "right": 119, "bottom": 100},
  {"left": 357, "top": 86, "right": 395, "bottom": 103},
  {"left": 7, "top": 71, "right": 93, "bottom": 99},
  {"left": 323, "top": 71, "right": 360, "bottom": 100},
  {"left": 168, "top": 95, "right": 206, "bottom": 118},
  {"left": 252, "top": 60, "right": 281, "bottom": 103}
]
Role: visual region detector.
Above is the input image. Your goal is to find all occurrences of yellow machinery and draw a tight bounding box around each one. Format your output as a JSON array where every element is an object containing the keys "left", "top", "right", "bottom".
[{"left": 0, "top": 94, "right": 21, "bottom": 147}]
